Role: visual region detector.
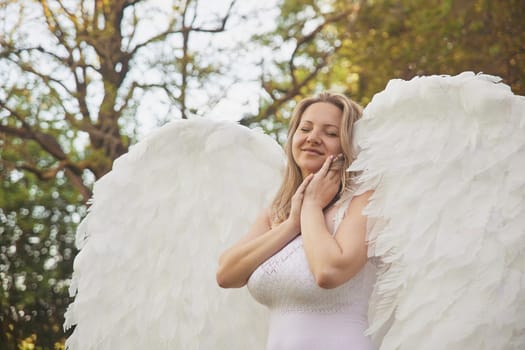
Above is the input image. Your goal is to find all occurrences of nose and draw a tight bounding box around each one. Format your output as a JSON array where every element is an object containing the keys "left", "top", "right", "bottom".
[{"left": 306, "top": 132, "right": 321, "bottom": 144}]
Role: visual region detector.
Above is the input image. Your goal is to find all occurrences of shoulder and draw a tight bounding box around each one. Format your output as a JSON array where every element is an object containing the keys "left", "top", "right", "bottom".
[
  {"left": 347, "top": 190, "right": 374, "bottom": 216},
  {"left": 353, "top": 190, "right": 374, "bottom": 202}
]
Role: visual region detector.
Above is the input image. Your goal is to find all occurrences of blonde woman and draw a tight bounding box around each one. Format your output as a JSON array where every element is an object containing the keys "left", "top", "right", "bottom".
[{"left": 216, "top": 92, "right": 376, "bottom": 349}]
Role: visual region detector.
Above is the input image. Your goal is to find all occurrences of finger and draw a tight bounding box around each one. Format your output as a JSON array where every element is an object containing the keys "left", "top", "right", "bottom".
[
  {"left": 297, "top": 173, "right": 313, "bottom": 193},
  {"left": 329, "top": 153, "right": 344, "bottom": 171},
  {"left": 303, "top": 173, "right": 314, "bottom": 188},
  {"left": 319, "top": 155, "right": 334, "bottom": 176},
  {"left": 327, "top": 169, "right": 340, "bottom": 182}
]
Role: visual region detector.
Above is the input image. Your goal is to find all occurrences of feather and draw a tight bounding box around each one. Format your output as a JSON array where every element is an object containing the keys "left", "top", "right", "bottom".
[
  {"left": 352, "top": 72, "right": 525, "bottom": 349},
  {"left": 65, "top": 120, "right": 285, "bottom": 349}
]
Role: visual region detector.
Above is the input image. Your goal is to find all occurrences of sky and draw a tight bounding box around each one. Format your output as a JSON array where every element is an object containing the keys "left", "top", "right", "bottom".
[
  {"left": 131, "top": 0, "right": 281, "bottom": 136},
  {"left": 0, "top": 0, "right": 280, "bottom": 138}
]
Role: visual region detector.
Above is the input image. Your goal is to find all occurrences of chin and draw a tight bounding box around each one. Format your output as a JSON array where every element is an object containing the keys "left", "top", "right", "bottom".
[{"left": 299, "top": 163, "right": 323, "bottom": 176}]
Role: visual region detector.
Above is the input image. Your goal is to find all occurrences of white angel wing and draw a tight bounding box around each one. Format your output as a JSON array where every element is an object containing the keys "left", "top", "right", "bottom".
[
  {"left": 64, "top": 120, "right": 285, "bottom": 349},
  {"left": 350, "top": 72, "right": 525, "bottom": 349}
]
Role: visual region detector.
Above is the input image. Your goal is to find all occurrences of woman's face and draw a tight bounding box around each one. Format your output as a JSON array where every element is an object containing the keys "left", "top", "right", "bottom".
[{"left": 291, "top": 102, "right": 343, "bottom": 178}]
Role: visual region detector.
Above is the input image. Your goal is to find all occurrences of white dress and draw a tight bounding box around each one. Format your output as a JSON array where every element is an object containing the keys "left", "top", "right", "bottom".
[{"left": 248, "top": 190, "right": 377, "bottom": 350}]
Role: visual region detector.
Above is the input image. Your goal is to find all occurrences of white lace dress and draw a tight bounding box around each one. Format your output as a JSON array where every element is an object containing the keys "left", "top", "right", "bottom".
[{"left": 247, "top": 190, "right": 377, "bottom": 350}]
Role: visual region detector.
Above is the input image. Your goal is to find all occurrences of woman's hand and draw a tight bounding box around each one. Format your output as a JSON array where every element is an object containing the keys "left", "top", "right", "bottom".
[
  {"left": 303, "top": 155, "right": 341, "bottom": 209},
  {"left": 288, "top": 173, "right": 314, "bottom": 231}
]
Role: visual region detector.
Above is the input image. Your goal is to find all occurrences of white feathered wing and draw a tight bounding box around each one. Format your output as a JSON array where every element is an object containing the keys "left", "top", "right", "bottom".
[
  {"left": 350, "top": 72, "right": 525, "bottom": 349},
  {"left": 64, "top": 120, "right": 285, "bottom": 349}
]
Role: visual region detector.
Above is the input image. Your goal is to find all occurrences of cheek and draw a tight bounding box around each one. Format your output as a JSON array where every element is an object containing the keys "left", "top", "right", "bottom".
[
  {"left": 291, "top": 133, "right": 303, "bottom": 151},
  {"left": 328, "top": 139, "right": 343, "bottom": 154}
]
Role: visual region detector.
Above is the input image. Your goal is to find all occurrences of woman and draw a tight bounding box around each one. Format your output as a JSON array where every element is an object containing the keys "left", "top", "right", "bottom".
[{"left": 216, "top": 92, "right": 377, "bottom": 349}]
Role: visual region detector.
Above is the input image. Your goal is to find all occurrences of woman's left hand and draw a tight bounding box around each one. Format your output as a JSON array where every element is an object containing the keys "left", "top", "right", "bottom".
[{"left": 303, "top": 155, "right": 341, "bottom": 208}]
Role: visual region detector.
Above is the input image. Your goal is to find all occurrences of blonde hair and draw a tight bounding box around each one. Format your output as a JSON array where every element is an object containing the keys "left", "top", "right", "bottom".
[{"left": 270, "top": 92, "right": 363, "bottom": 224}]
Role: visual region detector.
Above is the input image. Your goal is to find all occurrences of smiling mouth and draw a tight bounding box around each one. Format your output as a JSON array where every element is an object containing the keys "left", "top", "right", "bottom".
[{"left": 302, "top": 149, "right": 323, "bottom": 155}]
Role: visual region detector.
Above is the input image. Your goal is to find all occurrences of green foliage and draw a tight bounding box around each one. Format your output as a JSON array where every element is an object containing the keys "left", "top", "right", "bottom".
[
  {"left": 0, "top": 156, "right": 84, "bottom": 349},
  {"left": 1, "top": 1, "right": 240, "bottom": 347},
  {"left": 243, "top": 1, "right": 349, "bottom": 136},
  {"left": 339, "top": 0, "right": 525, "bottom": 102},
  {"left": 251, "top": 0, "right": 525, "bottom": 130}
]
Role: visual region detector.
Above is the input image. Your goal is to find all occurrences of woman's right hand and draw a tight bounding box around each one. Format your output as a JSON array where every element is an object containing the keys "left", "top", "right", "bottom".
[{"left": 288, "top": 173, "right": 314, "bottom": 232}]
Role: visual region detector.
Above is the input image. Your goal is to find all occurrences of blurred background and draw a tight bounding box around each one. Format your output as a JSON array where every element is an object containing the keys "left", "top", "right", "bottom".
[{"left": 1, "top": 0, "right": 523, "bottom": 348}]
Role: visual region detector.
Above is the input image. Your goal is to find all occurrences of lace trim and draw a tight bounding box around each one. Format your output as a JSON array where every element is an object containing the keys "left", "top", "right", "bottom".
[
  {"left": 271, "top": 301, "right": 359, "bottom": 314},
  {"left": 260, "top": 237, "right": 302, "bottom": 276}
]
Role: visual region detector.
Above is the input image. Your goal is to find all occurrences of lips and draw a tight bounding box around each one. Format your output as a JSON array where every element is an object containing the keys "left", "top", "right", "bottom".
[{"left": 302, "top": 148, "right": 323, "bottom": 155}]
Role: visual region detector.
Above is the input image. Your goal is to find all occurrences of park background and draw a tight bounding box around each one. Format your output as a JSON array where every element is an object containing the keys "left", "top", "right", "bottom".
[{"left": 0, "top": 0, "right": 524, "bottom": 349}]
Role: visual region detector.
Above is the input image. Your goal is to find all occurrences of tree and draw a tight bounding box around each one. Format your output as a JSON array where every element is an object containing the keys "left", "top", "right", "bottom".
[
  {"left": 241, "top": 0, "right": 362, "bottom": 140},
  {"left": 0, "top": 155, "right": 81, "bottom": 349},
  {"left": 336, "top": 0, "right": 525, "bottom": 104},
  {"left": 247, "top": 0, "right": 525, "bottom": 133},
  {"left": 0, "top": 0, "right": 237, "bottom": 200},
  {"left": 0, "top": 0, "right": 238, "bottom": 347}
]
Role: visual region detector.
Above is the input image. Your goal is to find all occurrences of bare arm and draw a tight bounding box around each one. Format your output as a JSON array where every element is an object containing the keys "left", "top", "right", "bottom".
[
  {"left": 300, "top": 156, "right": 372, "bottom": 289},
  {"left": 216, "top": 175, "right": 313, "bottom": 288},
  {"left": 216, "top": 211, "right": 298, "bottom": 288}
]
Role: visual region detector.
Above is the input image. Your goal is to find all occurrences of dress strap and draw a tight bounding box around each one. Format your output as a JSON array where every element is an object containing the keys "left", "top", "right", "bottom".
[{"left": 332, "top": 188, "right": 356, "bottom": 233}]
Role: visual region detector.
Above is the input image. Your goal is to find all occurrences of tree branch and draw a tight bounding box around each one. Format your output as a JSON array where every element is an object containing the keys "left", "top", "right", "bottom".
[
  {"left": 126, "top": 23, "right": 181, "bottom": 59},
  {"left": 0, "top": 124, "right": 32, "bottom": 139},
  {"left": 40, "top": 0, "right": 73, "bottom": 51},
  {"left": 289, "top": 11, "right": 351, "bottom": 85},
  {"left": 64, "top": 167, "right": 92, "bottom": 202},
  {"left": 116, "top": 81, "right": 139, "bottom": 114},
  {"left": 136, "top": 82, "right": 179, "bottom": 105},
  {"left": 124, "top": 5, "right": 139, "bottom": 52},
  {"left": 245, "top": 48, "right": 337, "bottom": 127},
  {"left": 19, "top": 161, "right": 68, "bottom": 181},
  {"left": 126, "top": 0, "right": 236, "bottom": 58},
  {"left": 190, "top": 0, "right": 237, "bottom": 32},
  {"left": 56, "top": 0, "right": 80, "bottom": 31},
  {"left": 0, "top": 102, "right": 67, "bottom": 160},
  {"left": 123, "top": 0, "right": 145, "bottom": 9},
  {"left": 14, "top": 59, "right": 76, "bottom": 98},
  {"left": 243, "top": 8, "right": 354, "bottom": 127},
  {"left": 17, "top": 161, "right": 92, "bottom": 202}
]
